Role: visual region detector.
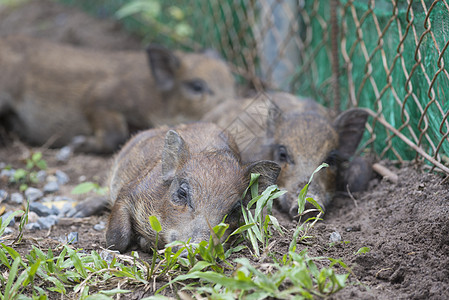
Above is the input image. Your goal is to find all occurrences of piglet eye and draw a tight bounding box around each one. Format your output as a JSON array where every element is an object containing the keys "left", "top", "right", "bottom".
[
  {"left": 174, "top": 182, "right": 192, "bottom": 207},
  {"left": 276, "top": 145, "right": 289, "bottom": 163},
  {"left": 184, "top": 79, "right": 208, "bottom": 94},
  {"left": 178, "top": 184, "right": 188, "bottom": 200}
]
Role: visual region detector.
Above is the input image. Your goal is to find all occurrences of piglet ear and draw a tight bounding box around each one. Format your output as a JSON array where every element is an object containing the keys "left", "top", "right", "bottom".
[
  {"left": 146, "top": 44, "right": 181, "bottom": 92},
  {"left": 333, "top": 108, "right": 369, "bottom": 159},
  {"left": 245, "top": 160, "right": 281, "bottom": 194},
  {"left": 161, "top": 130, "right": 189, "bottom": 181}
]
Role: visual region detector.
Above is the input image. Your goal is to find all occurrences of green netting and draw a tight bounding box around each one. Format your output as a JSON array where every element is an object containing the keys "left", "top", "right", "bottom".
[{"left": 290, "top": 0, "right": 449, "bottom": 162}]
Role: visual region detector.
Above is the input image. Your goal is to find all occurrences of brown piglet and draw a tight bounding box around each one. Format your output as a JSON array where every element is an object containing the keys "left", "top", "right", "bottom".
[
  {"left": 97, "top": 122, "right": 280, "bottom": 252},
  {"left": 0, "top": 36, "right": 235, "bottom": 153},
  {"left": 203, "top": 92, "right": 369, "bottom": 218}
]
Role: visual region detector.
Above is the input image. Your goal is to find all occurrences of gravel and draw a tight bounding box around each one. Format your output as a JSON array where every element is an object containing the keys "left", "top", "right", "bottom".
[
  {"left": 37, "top": 215, "right": 59, "bottom": 229},
  {"left": 56, "top": 146, "right": 72, "bottom": 162},
  {"left": 29, "top": 202, "right": 59, "bottom": 217},
  {"left": 9, "top": 193, "right": 24, "bottom": 204},
  {"left": 93, "top": 221, "right": 106, "bottom": 231},
  {"left": 329, "top": 231, "right": 342, "bottom": 243},
  {"left": 55, "top": 170, "right": 69, "bottom": 185},
  {"left": 25, "top": 187, "right": 43, "bottom": 202},
  {"left": 67, "top": 232, "right": 78, "bottom": 244},
  {"left": 0, "top": 190, "right": 9, "bottom": 202},
  {"left": 43, "top": 181, "right": 59, "bottom": 193}
]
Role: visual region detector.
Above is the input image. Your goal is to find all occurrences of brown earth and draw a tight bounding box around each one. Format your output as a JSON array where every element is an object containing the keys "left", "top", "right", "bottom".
[{"left": 0, "top": 1, "right": 448, "bottom": 299}]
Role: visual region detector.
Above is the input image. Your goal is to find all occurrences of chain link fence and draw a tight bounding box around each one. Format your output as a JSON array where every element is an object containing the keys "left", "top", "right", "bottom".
[{"left": 60, "top": 0, "right": 449, "bottom": 175}]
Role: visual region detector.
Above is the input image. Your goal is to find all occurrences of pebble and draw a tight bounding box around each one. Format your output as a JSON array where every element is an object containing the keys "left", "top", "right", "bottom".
[
  {"left": 30, "top": 202, "right": 55, "bottom": 217},
  {"left": 36, "top": 170, "right": 47, "bottom": 183},
  {"left": 100, "top": 250, "right": 119, "bottom": 263},
  {"left": 28, "top": 211, "right": 39, "bottom": 223},
  {"left": 25, "top": 187, "right": 43, "bottom": 202},
  {"left": 56, "top": 146, "right": 72, "bottom": 162},
  {"left": 46, "top": 175, "right": 58, "bottom": 183},
  {"left": 67, "top": 232, "right": 78, "bottom": 244},
  {"left": 93, "top": 221, "right": 106, "bottom": 231},
  {"left": 0, "top": 169, "right": 15, "bottom": 181},
  {"left": 78, "top": 175, "right": 87, "bottom": 182},
  {"left": 37, "top": 215, "right": 58, "bottom": 229},
  {"left": 25, "top": 223, "right": 41, "bottom": 231},
  {"left": 9, "top": 193, "right": 24, "bottom": 204},
  {"left": 3, "top": 227, "right": 13, "bottom": 235},
  {"left": 44, "top": 181, "right": 59, "bottom": 193},
  {"left": 329, "top": 231, "right": 342, "bottom": 243},
  {"left": 0, "top": 190, "right": 9, "bottom": 203},
  {"left": 55, "top": 170, "right": 69, "bottom": 185},
  {"left": 1, "top": 211, "right": 16, "bottom": 227}
]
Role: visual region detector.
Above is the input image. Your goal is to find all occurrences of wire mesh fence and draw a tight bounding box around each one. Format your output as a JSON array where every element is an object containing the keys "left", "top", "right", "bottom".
[{"left": 59, "top": 0, "right": 449, "bottom": 175}]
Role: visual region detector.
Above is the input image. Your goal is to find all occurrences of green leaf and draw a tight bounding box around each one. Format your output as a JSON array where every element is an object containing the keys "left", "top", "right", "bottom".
[
  {"left": 306, "top": 197, "right": 324, "bottom": 213},
  {"left": 31, "top": 152, "right": 42, "bottom": 162},
  {"left": 189, "top": 261, "right": 213, "bottom": 273},
  {"left": 13, "top": 168, "right": 27, "bottom": 182},
  {"left": 355, "top": 247, "right": 371, "bottom": 255},
  {"left": 0, "top": 210, "right": 23, "bottom": 236},
  {"left": 35, "top": 160, "right": 47, "bottom": 170},
  {"left": 71, "top": 182, "right": 97, "bottom": 195},
  {"left": 4, "top": 256, "right": 21, "bottom": 299},
  {"left": 149, "top": 216, "right": 162, "bottom": 233},
  {"left": 100, "top": 288, "right": 131, "bottom": 296},
  {"left": 116, "top": 0, "right": 160, "bottom": 19},
  {"left": 66, "top": 247, "right": 87, "bottom": 278}
]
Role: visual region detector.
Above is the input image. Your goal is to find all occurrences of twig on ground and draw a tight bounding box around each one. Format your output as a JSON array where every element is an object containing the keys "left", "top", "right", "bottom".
[{"left": 372, "top": 163, "right": 398, "bottom": 183}]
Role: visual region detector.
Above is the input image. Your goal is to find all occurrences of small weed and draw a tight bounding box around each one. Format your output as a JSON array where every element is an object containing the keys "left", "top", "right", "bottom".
[
  {"left": 3, "top": 151, "right": 47, "bottom": 191},
  {"left": 71, "top": 182, "right": 108, "bottom": 196}
]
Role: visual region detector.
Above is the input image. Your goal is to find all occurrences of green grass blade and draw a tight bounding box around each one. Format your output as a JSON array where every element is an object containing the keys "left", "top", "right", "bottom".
[{"left": 4, "top": 256, "right": 21, "bottom": 299}]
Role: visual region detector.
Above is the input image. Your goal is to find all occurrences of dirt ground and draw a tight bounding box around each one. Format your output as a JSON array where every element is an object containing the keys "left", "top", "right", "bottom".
[{"left": 1, "top": 1, "right": 449, "bottom": 299}]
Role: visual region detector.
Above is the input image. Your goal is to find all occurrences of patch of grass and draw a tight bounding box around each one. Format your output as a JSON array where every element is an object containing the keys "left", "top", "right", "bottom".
[
  {"left": 2, "top": 151, "right": 47, "bottom": 192},
  {"left": 0, "top": 166, "right": 351, "bottom": 299}
]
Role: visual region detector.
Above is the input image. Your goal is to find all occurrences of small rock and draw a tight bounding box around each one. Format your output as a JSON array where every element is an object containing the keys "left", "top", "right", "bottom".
[
  {"left": 0, "top": 190, "right": 9, "bottom": 203},
  {"left": 44, "top": 181, "right": 59, "bottom": 193},
  {"left": 46, "top": 175, "right": 57, "bottom": 183},
  {"left": 56, "top": 146, "right": 72, "bottom": 162},
  {"left": 3, "top": 227, "right": 13, "bottom": 235},
  {"left": 67, "top": 232, "right": 78, "bottom": 244},
  {"left": 329, "top": 231, "right": 342, "bottom": 243},
  {"left": 41, "top": 196, "right": 54, "bottom": 202},
  {"left": 100, "top": 250, "right": 119, "bottom": 263},
  {"left": 60, "top": 203, "right": 76, "bottom": 217},
  {"left": 55, "top": 170, "right": 69, "bottom": 185},
  {"left": 345, "top": 225, "right": 361, "bottom": 232},
  {"left": 36, "top": 170, "right": 47, "bottom": 183},
  {"left": 54, "top": 196, "right": 76, "bottom": 202},
  {"left": 37, "top": 215, "right": 58, "bottom": 229},
  {"left": 28, "top": 211, "right": 39, "bottom": 223},
  {"left": 78, "top": 175, "right": 87, "bottom": 182},
  {"left": 25, "top": 222, "right": 41, "bottom": 231},
  {"left": 25, "top": 187, "right": 43, "bottom": 202},
  {"left": 9, "top": 193, "right": 24, "bottom": 204},
  {"left": 93, "top": 221, "right": 106, "bottom": 231},
  {"left": 29, "top": 202, "right": 53, "bottom": 217},
  {"left": 1, "top": 211, "right": 16, "bottom": 227},
  {"left": 0, "top": 169, "right": 15, "bottom": 181}
]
